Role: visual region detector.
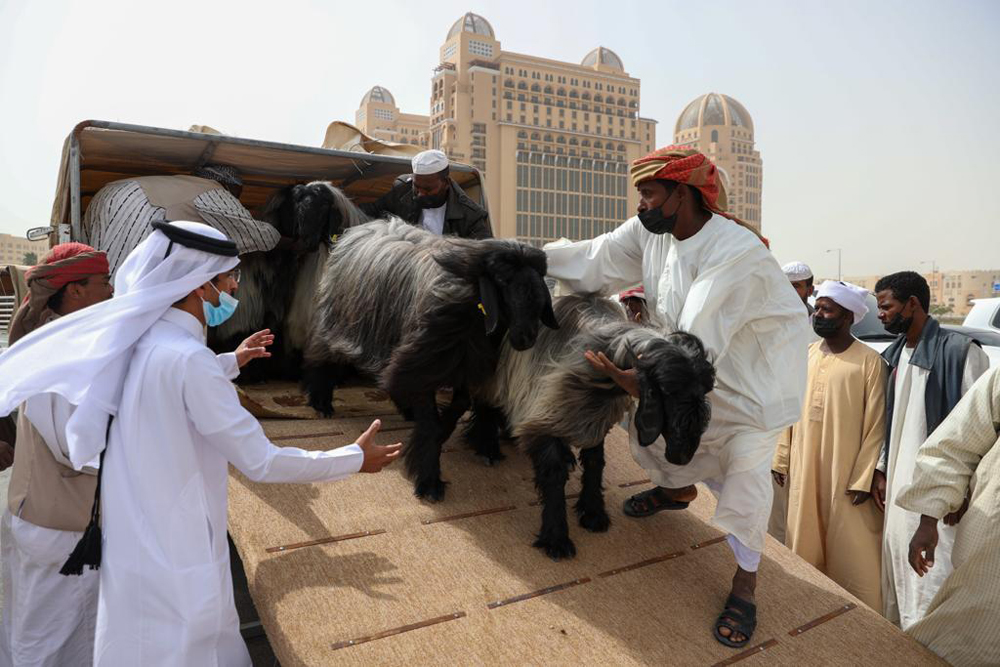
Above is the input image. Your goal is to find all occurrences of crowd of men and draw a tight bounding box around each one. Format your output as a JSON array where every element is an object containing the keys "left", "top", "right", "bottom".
[
  {"left": 767, "top": 261, "right": 995, "bottom": 665},
  {"left": 0, "top": 146, "right": 996, "bottom": 665}
]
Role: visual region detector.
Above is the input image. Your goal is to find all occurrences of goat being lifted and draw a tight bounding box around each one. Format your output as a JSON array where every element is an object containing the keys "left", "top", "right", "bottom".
[
  {"left": 211, "top": 181, "right": 367, "bottom": 381},
  {"left": 466, "top": 294, "right": 716, "bottom": 560},
  {"left": 303, "top": 219, "right": 558, "bottom": 500}
]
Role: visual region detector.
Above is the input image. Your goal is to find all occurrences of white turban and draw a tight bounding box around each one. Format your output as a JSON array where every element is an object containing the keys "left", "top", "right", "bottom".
[
  {"left": 412, "top": 149, "right": 449, "bottom": 175},
  {"left": 782, "top": 261, "right": 813, "bottom": 282},
  {"left": 816, "top": 280, "right": 870, "bottom": 324}
]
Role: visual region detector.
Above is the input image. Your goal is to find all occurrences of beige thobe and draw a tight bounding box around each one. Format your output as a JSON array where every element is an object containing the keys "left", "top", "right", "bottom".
[
  {"left": 896, "top": 366, "right": 1000, "bottom": 666},
  {"left": 775, "top": 340, "right": 886, "bottom": 610}
]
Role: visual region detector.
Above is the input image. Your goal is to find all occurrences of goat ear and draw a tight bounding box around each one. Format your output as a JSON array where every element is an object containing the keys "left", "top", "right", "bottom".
[
  {"left": 540, "top": 285, "right": 559, "bottom": 330},
  {"left": 634, "top": 373, "right": 664, "bottom": 447},
  {"left": 478, "top": 276, "right": 501, "bottom": 335}
]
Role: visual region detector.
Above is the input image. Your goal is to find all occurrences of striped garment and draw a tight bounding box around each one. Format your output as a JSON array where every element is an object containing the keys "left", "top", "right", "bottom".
[
  {"left": 896, "top": 366, "right": 1000, "bottom": 666},
  {"left": 82, "top": 179, "right": 280, "bottom": 275}
]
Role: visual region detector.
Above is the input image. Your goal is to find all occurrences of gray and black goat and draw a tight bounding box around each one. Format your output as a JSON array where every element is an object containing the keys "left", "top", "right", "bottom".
[
  {"left": 302, "top": 219, "right": 559, "bottom": 500},
  {"left": 210, "top": 181, "right": 367, "bottom": 382},
  {"left": 466, "top": 294, "right": 716, "bottom": 559}
]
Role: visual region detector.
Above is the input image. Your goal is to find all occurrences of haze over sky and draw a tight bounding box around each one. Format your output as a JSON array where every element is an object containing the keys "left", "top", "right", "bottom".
[{"left": 1, "top": 0, "right": 997, "bottom": 277}]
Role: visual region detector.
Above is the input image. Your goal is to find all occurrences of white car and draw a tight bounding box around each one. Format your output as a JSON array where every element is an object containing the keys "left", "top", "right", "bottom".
[
  {"left": 851, "top": 293, "right": 1000, "bottom": 368},
  {"left": 963, "top": 297, "right": 1000, "bottom": 335}
]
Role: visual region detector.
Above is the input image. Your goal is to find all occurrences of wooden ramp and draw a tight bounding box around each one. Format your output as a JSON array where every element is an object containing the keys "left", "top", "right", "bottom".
[{"left": 229, "top": 383, "right": 942, "bottom": 666}]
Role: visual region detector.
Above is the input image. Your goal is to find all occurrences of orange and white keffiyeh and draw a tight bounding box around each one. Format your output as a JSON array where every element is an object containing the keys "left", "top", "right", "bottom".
[{"left": 630, "top": 146, "right": 767, "bottom": 244}]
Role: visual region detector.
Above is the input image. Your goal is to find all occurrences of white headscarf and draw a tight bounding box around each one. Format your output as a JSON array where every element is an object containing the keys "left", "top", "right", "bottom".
[
  {"left": 816, "top": 280, "right": 870, "bottom": 323},
  {"left": 0, "top": 221, "right": 238, "bottom": 468}
]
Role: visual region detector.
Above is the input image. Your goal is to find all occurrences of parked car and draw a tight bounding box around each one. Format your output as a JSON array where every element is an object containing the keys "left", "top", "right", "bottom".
[
  {"left": 963, "top": 297, "right": 1000, "bottom": 335},
  {"left": 851, "top": 293, "right": 999, "bottom": 367}
]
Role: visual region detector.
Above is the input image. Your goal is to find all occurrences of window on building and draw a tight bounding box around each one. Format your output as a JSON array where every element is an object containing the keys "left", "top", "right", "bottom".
[{"left": 711, "top": 129, "right": 719, "bottom": 143}]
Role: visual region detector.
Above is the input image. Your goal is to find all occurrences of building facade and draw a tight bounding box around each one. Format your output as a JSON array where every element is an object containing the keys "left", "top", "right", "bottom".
[
  {"left": 672, "top": 93, "right": 763, "bottom": 232},
  {"left": 355, "top": 86, "right": 430, "bottom": 149},
  {"left": 846, "top": 270, "right": 1000, "bottom": 319},
  {"left": 355, "top": 13, "right": 657, "bottom": 245},
  {"left": 0, "top": 232, "right": 47, "bottom": 267}
]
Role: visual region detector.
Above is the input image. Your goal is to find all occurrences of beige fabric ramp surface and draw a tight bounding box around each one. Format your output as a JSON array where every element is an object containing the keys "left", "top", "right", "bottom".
[{"left": 228, "top": 386, "right": 943, "bottom": 666}]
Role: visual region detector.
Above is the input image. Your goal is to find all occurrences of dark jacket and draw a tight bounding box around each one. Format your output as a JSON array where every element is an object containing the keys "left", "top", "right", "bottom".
[
  {"left": 360, "top": 176, "right": 492, "bottom": 240},
  {"left": 880, "top": 317, "right": 979, "bottom": 468}
]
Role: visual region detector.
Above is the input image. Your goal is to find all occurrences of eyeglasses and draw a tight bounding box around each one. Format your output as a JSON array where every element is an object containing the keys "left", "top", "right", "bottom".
[{"left": 226, "top": 269, "right": 241, "bottom": 283}]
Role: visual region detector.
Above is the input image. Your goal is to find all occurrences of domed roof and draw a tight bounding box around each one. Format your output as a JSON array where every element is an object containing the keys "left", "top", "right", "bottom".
[
  {"left": 675, "top": 93, "right": 754, "bottom": 134},
  {"left": 361, "top": 85, "right": 394, "bottom": 106},
  {"left": 447, "top": 12, "right": 495, "bottom": 40},
  {"left": 581, "top": 46, "right": 624, "bottom": 71}
]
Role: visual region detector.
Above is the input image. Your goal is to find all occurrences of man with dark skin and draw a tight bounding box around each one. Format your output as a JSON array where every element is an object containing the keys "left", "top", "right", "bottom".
[
  {"left": 871, "top": 270, "right": 987, "bottom": 629},
  {"left": 549, "top": 147, "right": 809, "bottom": 648},
  {"left": 772, "top": 282, "right": 886, "bottom": 609},
  {"left": 361, "top": 149, "right": 492, "bottom": 239},
  {"left": 781, "top": 261, "right": 814, "bottom": 313},
  {"left": 586, "top": 177, "right": 751, "bottom": 641}
]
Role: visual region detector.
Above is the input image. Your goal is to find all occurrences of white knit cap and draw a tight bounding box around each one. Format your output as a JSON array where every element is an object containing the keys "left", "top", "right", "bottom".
[
  {"left": 816, "top": 280, "right": 870, "bottom": 323},
  {"left": 781, "top": 261, "right": 813, "bottom": 281},
  {"left": 411, "top": 149, "right": 449, "bottom": 175}
]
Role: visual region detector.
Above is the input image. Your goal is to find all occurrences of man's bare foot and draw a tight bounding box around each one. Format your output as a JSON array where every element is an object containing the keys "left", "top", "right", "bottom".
[{"left": 715, "top": 567, "right": 757, "bottom": 646}]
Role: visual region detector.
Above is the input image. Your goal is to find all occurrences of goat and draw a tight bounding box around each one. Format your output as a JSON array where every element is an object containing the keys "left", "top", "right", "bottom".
[
  {"left": 302, "top": 218, "right": 559, "bottom": 500},
  {"left": 466, "top": 294, "right": 715, "bottom": 560},
  {"left": 210, "top": 181, "right": 367, "bottom": 381}
]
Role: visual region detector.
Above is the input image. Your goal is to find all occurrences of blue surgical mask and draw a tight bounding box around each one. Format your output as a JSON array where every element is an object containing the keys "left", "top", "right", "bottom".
[{"left": 203, "top": 283, "right": 239, "bottom": 327}]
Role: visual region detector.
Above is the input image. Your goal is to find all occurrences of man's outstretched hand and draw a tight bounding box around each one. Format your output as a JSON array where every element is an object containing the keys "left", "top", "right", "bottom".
[
  {"left": 356, "top": 419, "right": 402, "bottom": 473},
  {"left": 235, "top": 329, "right": 274, "bottom": 368},
  {"left": 584, "top": 350, "right": 640, "bottom": 398}
]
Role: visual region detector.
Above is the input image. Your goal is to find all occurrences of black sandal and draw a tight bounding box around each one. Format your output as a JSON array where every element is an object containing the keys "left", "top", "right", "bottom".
[
  {"left": 621, "top": 487, "right": 691, "bottom": 517},
  {"left": 713, "top": 594, "right": 757, "bottom": 648}
]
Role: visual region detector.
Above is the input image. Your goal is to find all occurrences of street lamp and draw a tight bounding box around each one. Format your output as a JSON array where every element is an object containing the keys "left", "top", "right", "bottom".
[{"left": 826, "top": 248, "right": 842, "bottom": 281}]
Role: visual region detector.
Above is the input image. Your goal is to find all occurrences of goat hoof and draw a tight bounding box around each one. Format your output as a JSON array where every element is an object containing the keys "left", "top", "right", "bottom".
[
  {"left": 414, "top": 479, "right": 447, "bottom": 502},
  {"left": 534, "top": 535, "right": 576, "bottom": 561},
  {"left": 479, "top": 452, "right": 506, "bottom": 467},
  {"left": 578, "top": 509, "right": 611, "bottom": 533}
]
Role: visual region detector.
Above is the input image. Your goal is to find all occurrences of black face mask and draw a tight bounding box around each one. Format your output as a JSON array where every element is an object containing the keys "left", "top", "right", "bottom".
[
  {"left": 415, "top": 190, "right": 448, "bottom": 209},
  {"left": 884, "top": 312, "right": 913, "bottom": 336},
  {"left": 637, "top": 188, "right": 680, "bottom": 235},
  {"left": 812, "top": 314, "right": 844, "bottom": 339},
  {"left": 637, "top": 206, "right": 677, "bottom": 235}
]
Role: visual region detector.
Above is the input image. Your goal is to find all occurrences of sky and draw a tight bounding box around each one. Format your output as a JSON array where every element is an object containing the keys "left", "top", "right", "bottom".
[{"left": 1, "top": 0, "right": 997, "bottom": 277}]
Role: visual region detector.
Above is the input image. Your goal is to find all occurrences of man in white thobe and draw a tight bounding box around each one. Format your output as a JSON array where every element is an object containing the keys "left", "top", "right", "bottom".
[
  {"left": 546, "top": 146, "right": 809, "bottom": 648},
  {"left": 768, "top": 260, "right": 817, "bottom": 544},
  {"left": 0, "top": 221, "right": 401, "bottom": 666},
  {"left": 871, "top": 271, "right": 988, "bottom": 629},
  {"left": 0, "top": 243, "right": 112, "bottom": 667}
]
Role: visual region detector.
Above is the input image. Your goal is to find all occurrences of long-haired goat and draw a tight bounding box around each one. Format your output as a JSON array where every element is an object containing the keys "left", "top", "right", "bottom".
[
  {"left": 211, "top": 181, "right": 368, "bottom": 381},
  {"left": 466, "top": 294, "right": 716, "bottom": 560},
  {"left": 302, "top": 219, "right": 559, "bottom": 500}
]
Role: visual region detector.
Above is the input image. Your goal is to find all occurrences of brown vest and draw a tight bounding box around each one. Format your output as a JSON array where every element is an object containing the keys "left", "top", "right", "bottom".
[
  {"left": 134, "top": 175, "right": 222, "bottom": 223},
  {"left": 7, "top": 409, "right": 96, "bottom": 532}
]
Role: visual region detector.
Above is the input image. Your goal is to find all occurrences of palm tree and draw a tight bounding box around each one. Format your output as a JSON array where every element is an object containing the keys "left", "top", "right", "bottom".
[{"left": 22, "top": 251, "right": 38, "bottom": 265}]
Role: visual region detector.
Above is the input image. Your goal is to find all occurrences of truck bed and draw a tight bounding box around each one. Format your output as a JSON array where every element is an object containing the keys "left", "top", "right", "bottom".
[{"left": 228, "top": 382, "right": 942, "bottom": 666}]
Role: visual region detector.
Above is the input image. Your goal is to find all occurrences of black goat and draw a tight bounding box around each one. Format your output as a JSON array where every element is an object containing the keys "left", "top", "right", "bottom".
[
  {"left": 466, "top": 294, "right": 715, "bottom": 559},
  {"left": 302, "top": 219, "right": 558, "bottom": 500},
  {"left": 210, "top": 181, "right": 367, "bottom": 381}
]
